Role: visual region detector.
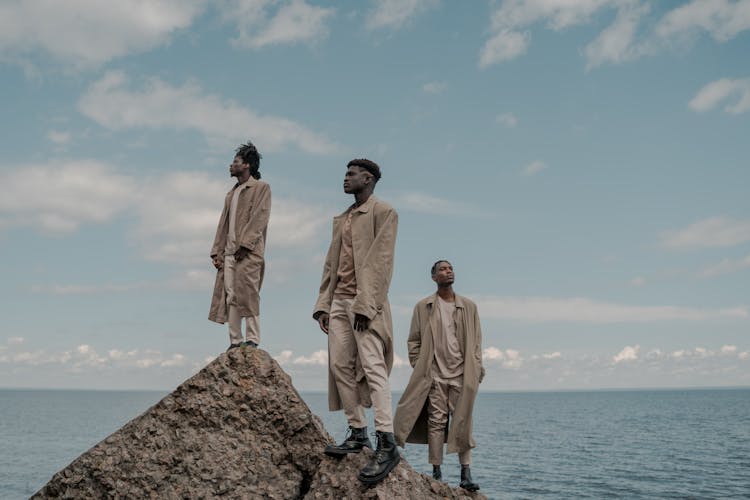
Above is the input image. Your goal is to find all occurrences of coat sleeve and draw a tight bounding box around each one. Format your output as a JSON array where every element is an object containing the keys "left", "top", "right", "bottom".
[
  {"left": 210, "top": 195, "right": 230, "bottom": 258},
  {"left": 239, "top": 182, "right": 271, "bottom": 253},
  {"left": 474, "top": 305, "right": 485, "bottom": 383},
  {"left": 407, "top": 304, "right": 422, "bottom": 367},
  {"left": 351, "top": 205, "right": 398, "bottom": 320},
  {"left": 312, "top": 239, "right": 335, "bottom": 319}
]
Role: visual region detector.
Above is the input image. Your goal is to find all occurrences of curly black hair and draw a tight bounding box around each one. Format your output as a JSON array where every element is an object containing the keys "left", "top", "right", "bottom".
[
  {"left": 347, "top": 158, "right": 381, "bottom": 182},
  {"left": 235, "top": 140, "right": 262, "bottom": 180}
]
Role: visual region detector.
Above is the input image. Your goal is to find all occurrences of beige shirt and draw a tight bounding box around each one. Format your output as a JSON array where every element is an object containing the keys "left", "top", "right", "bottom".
[
  {"left": 432, "top": 295, "right": 464, "bottom": 385},
  {"left": 334, "top": 210, "right": 357, "bottom": 298},
  {"left": 225, "top": 180, "right": 249, "bottom": 256}
]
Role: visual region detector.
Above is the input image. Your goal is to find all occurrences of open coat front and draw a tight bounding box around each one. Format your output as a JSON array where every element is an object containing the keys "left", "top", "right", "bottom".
[
  {"left": 393, "top": 293, "right": 485, "bottom": 455},
  {"left": 313, "top": 195, "right": 398, "bottom": 411},
  {"left": 208, "top": 178, "right": 271, "bottom": 323}
]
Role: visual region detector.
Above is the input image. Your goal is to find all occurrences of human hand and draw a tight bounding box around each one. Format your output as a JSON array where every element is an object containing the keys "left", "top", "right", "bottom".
[
  {"left": 317, "top": 312, "right": 330, "bottom": 334},
  {"left": 212, "top": 256, "right": 223, "bottom": 270}
]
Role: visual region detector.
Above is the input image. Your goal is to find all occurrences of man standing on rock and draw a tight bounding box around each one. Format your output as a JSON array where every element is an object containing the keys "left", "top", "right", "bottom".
[
  {"left": 394, "top": 260, "right": 484, "bottom": 492},
  {"left": 209, "top": 140, "right": 271, "bottom": 351},
  {"left": 313, "top": 158, "right": 400, "bottom": 485}
]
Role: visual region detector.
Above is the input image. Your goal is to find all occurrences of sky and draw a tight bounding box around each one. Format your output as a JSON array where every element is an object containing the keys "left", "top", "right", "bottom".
[{"left": 0, "top": 0, "right": 748, "bottom": 392}]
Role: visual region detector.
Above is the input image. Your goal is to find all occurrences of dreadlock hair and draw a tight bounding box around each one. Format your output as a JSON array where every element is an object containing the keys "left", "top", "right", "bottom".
[
  {"left": 347, "top": 158, "right": 381, "bottom": 183},
  {"left": 235, "top": 140, "right": 262, "bottom": 179},
  {"left": 431, "top": 260, "right": 452, "bottom": 276}
]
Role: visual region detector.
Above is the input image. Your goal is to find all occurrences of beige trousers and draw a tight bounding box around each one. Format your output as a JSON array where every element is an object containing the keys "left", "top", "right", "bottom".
[
  {"left": 428, "top": 378, "right": 471, "bottom": 465},
  {"left": 328, "top": 297, "right": 393, "bottom": 432},
  {"left": 224, "top": 255, "right": 260, "bottom": 345}
]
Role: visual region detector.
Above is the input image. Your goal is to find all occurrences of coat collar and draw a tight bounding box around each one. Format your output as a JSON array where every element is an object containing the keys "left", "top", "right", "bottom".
[
  {"left": 231, "top": 177, "right": 256, "bottom": 192},
  {"left": 426, "top": 292, "right": 465, "bottom": 309},
  {"left": 335, "top": 195, "right": 378, "bottom": 219}
]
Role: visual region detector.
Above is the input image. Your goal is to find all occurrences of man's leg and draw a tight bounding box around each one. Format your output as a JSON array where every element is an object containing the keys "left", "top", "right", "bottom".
[
  {"left": 427, "top": 379, "right": 449, "bottom": 467},
  {"left": 244, "top": 315, "right": 260, "bottom": 347},
  {"left": 447, "top": 383, "right": 479, "bottom": 492},
  {"left": 356, "top": 325, "right": 400, "bottom": 484},
  {"left": 324, "top": 298, "right": 370, "bottom": 456},
  {"left": 224, "top": 256, "right": 243, "bottom": 347}
]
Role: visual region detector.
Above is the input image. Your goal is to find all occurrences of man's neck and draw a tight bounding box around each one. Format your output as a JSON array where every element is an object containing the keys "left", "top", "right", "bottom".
[
  {"left": 353, "top": 189, "right": 374, "bottom": 207},
  {"left": 235, "top": 172, "right": 251, "bottom": 185},
  {"left": 436, "top": 286, "right": 455, "bottom": 302}
]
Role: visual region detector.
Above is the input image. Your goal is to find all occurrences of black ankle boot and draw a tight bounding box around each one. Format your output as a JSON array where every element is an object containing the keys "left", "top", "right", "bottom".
[
  {"left": 324, "top": 426, "right": 372, "bottom": 457},
  {"left": 358, "top": 431, "right": 401, "bottom": 485},
  {"left": 432, "top": 465, "right": 442, "bottom": 480},
  {"left": 459, "top": 464, "right": 480, "bottom": 491}
]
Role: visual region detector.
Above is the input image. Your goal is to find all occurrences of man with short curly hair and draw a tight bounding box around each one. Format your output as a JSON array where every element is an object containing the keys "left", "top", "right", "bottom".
[
  {"left": 209, "top": 140, "right": 271, "bottom": 350},
  {"left": 313, "top": 158, "right": 400, "bottom": 485}
]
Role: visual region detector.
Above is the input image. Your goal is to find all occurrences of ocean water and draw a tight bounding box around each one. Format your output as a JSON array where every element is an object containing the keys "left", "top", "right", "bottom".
[{"left": 1, "top": 388, "right": 749, "bottom": 499}]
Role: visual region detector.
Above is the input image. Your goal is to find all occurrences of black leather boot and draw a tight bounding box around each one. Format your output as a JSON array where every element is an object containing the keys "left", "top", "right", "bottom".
[
  {"left": 358, "top": 431, "right": 401, "bottom": 485},
  {"left": 459, "top": 464, "right": 480, "bottom": 491},
  {"left": 432, "top": 464, "right": 442, "bottom": 480},
  {"left": 324, "top": 426, "right": 371, "bottom": 457}
]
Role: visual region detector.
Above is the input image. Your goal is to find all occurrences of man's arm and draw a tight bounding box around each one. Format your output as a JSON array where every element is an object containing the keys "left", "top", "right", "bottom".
[
  {"left": 474, "top": 306, "right": 485, "bottom": 383},
  {"left": 407, "top": 305, "right": 422, "bottom": 367},
  {"left": 350, "top": 205, "right": 398, "bottom": 320},
  {"left": 237, "top": 182, "right": 271, "bottom": 259}
]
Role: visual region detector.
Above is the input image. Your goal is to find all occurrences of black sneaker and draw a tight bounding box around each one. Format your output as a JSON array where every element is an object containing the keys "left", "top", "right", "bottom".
[
  {"left": 227, "top": 343, "right": 242, "bottom": 351},
  {"left": 324, "top": 426, "right": 371, "bottom": 457},
  {"left": 242, "top": 340, "right": 258, "bottom": 348},
  {"left": 358, "top": 431, "right": 400, "bottom": 485}
]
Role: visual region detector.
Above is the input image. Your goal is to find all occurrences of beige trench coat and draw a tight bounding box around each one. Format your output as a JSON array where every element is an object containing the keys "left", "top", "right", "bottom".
[
  {"left": 208, "top": 178, "right": 271, "bottom": 323},
  {"left": 393, "top": 293, "right": 485, "bottom": 455},
  {"left": 313, "top": 195, "right": 398, "bottom": 411}
]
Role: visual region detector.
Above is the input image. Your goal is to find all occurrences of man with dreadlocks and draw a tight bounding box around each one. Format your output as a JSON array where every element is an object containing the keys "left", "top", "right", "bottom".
[
  {"left": 209, "top": 140, "right": 271, "bottom": 350},
  {"left": 313, "top": 158, "right": 400, "bottom": 485}
]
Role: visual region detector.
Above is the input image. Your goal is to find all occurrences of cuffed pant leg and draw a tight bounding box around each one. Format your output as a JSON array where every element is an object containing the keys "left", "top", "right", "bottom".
[
  {"left": 329, "top": 298, "right": 366, "bottom": 428},
  {"left": 427, "top": 379, "right": 449, "bottom": 465},
  {"left": 224, "top": 255, "right": 243, "bottom": 345},
  {"left": 446, "top": 383, "right": 471, "bottom": 465},
  {"left": 356, "top": 330, "right": 393, "bottom": 433},
  {"left": 244, "top": 315, "right": 260, "bottom": 345}
]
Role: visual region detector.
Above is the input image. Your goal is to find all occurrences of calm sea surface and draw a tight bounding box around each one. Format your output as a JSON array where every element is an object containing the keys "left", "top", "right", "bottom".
[{"left": 1, "top": 388, "right": 748, "bottom": 499}]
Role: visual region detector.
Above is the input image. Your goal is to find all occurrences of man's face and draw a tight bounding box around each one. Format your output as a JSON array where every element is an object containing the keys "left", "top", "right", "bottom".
[
  {"left": 432, "top": 261, "right": 455, "bottom": 286},
  {"left": 343, "top": 166, "right": 372, "bottom": 194},
  {"left": 229, "top": 155, "right": 249, "bottom": 177}
]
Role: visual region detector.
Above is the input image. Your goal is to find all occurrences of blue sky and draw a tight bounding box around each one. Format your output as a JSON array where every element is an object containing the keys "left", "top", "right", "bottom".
[{"left": 1, "top": 0, "right": 748, "bottom": 391}]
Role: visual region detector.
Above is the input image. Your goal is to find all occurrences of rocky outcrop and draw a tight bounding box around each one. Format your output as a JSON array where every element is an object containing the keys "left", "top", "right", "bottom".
[{"left": 34, "top": 347, "right": 485, "bottom": 499}]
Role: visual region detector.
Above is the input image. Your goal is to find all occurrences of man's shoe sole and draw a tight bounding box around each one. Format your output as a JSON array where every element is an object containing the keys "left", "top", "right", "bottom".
[
  {"left": 357, "top": 454, "right": 401, "bottom": 485},
  {"left": 460, "top": 483, "right": 480, "bottom": 492}
]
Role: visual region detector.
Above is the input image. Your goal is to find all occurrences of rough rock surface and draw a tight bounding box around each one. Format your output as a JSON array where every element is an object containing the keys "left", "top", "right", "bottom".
[{"left": 34, "top": 347, "right": 486, "bottom": 499}]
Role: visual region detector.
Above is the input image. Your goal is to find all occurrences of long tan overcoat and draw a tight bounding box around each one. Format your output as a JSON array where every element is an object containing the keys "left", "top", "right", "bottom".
[
  {"left": 393, "top": 293, "right": 485, "bottom": 455},
  {"left": 208, "top": 178, "right": 271, "bottom": 323},
  {"left": 313, "top": 195, "right": 398, "bottom": 411}
]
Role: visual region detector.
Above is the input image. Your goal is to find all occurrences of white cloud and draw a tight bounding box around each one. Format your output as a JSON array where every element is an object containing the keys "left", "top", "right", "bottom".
[
  {"left": 0, "top": 161, "right": 137, "bottom": 233},
  {"left": 483, "top": 346, "right": 523, "bottom": 369},
  {"left": 0, "top": 0, "right": 204, "bottom": 67},
  {"left": 225, "top": 0, "right": 335, "bottom": 49},
  {"left": 7, "top": 337, "right": 25, "bottom": 345},
  {"left": 522, "top": 160, "right": 546, "bottom": 176},
  {"left": 366, "top": 0, "right": 438, "bottom": 31},
  {"left": 496, "top": 112, "right": 518, "bottom": 128},
  {"left": 78, "top": 71, "right": 339, "bottom": 154},
  {"left": 700, "top": 254, "right": 750, "bottom": 277},
  {"left": 542, "top": 351, "right": 562, "bottom": 360},
  {"left": 740, "top": 351, "right": 750, "bottom": 360},
  {"left": 721, "top": 345, "right": 738, "bottom": 354},
  {"left": 47, "top": 130, "right": 72, "bottom": 145},
  {"left": 660, "top": 217, "right": 750, "bottom": 249},
  {"left": 392, "top": 192, "right": 477, "bottom": 216},
  {"left": 292, "top": 349, "right": 328, "bottom": 366},
  {"left": 422, "top": 81, "right": 447, "bottom": 94},
  {"left": 274, "top": 350, "right": 294, "bottom": 364},
  {"left": 479, "top": 29, "right": 530, "bottom": 68},
  {"left": 656, "top": 0, "right": 750, "bottom": 42},
  {"left": 583, "top": 1, "right": 650, "bottom": 69},
  {"left": 476, "top": 296, "right": 748, "bottom": 323},
  {"left": 613, "top": 344, "right": 639, "bottom": 363},
  {"left": 689, "top": 77, "right": 750, "bottom": 114}
]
